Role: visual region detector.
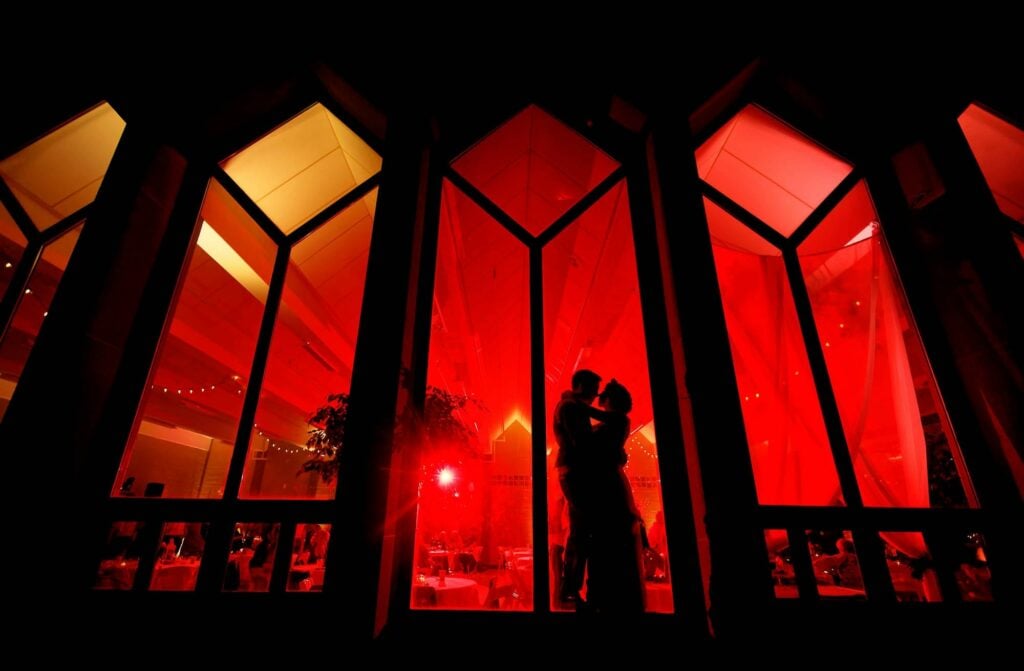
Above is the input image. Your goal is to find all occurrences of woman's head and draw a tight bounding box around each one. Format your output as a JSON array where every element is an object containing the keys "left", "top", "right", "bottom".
[{"left": 599, "top": 379, "right": 633, "bottom": 413}]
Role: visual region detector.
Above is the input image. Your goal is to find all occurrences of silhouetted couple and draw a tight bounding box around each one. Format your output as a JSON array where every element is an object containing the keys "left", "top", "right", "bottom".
[{"left": 554, "top": 369, "right": 645, "bottom": 613}]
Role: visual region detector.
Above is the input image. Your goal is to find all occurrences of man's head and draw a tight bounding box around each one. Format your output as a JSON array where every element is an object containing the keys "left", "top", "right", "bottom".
[{"left": 571, "top": 369, "right": 602, "bottom": 404}]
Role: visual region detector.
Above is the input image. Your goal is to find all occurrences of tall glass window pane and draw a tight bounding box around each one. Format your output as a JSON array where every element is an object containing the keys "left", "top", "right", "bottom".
[
  {"left": 958, "top": 103, "right": 1024, "bottom": 222},
  {"left": 799, "top": 183, "right": 975, "bottom": 508},
  {"left": 412, "top": 181, "right": 532, "bottom": 610},
  {"left": 703, "top": 198, "right": 840, "bottom": 505},
  {"left": 113, "top": 181, "right": 276, "bottom": 499},
  {"left": 0, "top": 102, "right": 125, "bottom": 231},
  {"left": 240, "top": 190, "right": 377, "bottom": 499},
  {"left": 0, "top": 222, "right": 83, "bottom": 421},
  {"left": 544, "top": 182, "right": 674, "bottom": 612},
  {"left": 0, "top": 202, "right": 28, "bottom": 298}
]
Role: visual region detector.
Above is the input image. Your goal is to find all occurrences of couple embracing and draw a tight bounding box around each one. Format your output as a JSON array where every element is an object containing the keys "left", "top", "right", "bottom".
[{"left": 554, "top": 369, "right": 645, "bottom": 613}]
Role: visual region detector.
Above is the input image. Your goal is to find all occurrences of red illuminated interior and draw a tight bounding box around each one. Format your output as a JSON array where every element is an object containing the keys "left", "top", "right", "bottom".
[
  {"left": 958, "top": 103, "right": 1024, "bottom": 222},
  {"left": 696, "top": 105, "right": 852, "bottom": 237},
  {"left": 453, "top": 105, "right": 619, "bottom": 237},
  {"left": 0, "top": 222, "right": 83, "bottom": 421},
  {"left": 413, "top": 107, "right": 672, "bottom": 613},
  {"left": 701, "top": 108, "right": 974, "bottom": 509},
  {"left": 240, "top": 191, "right": 377, "bottom": 499},
  {"left": 704, "top": 197, "right": 840, "bottom": 505},
  {"left": 544, "top": 182, "right": 673, "bottom": 612},
  {"left": 0, "top": 203, "right": 27, "bottom": 300},
  {"left": 114, "top": 181, "right": 276, "bottom": 499},
  {"left": 287, "top": 523, "right": 331, "bottom": 591},
  {"left": 414, "top": 181, "right": 532, "bottom": 610},
  {"left": 149, "top": 522, "right": 208, "bottom": 591},
  {"left": 799, "top": 182, "right": 972, "bottom": 507}
]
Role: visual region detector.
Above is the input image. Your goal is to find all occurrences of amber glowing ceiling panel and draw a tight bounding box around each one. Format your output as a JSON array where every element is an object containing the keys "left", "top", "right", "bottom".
[
  {"left": 452, "top": 105, "right": 619, "bottom": 237},
  {"left": 696, "top": 105, "right": 852, "bottom": 238},
  {"left": 0, "top": 102, "right": 126, "bottom": 231},
  {"left": 958, "top": 104, "right": 1024, "bottom": 222},
  {"left": 221, "top": 104, "right": 381, "bottom": 235}
]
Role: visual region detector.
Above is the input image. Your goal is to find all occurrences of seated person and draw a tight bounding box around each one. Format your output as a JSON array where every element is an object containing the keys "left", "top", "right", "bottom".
[{"left": 813, "top": 538, "right": 863, "bottom": 590}]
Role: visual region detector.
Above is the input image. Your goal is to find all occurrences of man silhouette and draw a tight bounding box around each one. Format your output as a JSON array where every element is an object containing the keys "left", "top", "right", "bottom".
[{"left": 552, "top": 368, "right": 602, "bottom": 605}]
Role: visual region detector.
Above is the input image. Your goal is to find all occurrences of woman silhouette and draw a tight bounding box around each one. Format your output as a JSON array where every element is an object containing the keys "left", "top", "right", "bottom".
[{"left": 585, "top": 379, "right": 645, "bottom": 613}]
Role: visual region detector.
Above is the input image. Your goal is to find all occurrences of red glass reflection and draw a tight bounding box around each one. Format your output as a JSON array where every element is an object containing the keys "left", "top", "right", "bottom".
[
  {"left": 412, "top": 181, "right": 531, "bottom": 610},
  {"left": 0, "top": 222, "right": 83, "bottom": 421},
  {"left": 544, "top": 182, "right": 673, "bottom": 612},
  {"left": 958, "top": 104, "right": 1024, "bottom": 222},
  {"left": 453, "top": 105, "right": 619, "bottom": 237},
  {"left": 799, "top": 183, "right": 975, "bottom": 508},
  {"left": 114, "top": 181, "right": 276, "bottom": 499},
  {"left": 696, "top": 105, "right": 852, "bottom": 237},
  {"left": 704, "top": 198, "right": 840, "bottom": 505}
]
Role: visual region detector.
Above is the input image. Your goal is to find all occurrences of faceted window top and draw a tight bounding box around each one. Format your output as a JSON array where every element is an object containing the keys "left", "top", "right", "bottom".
[
  {"left": 220, "top": 103, "right": 381, "bottom": 235},
  {"left": 452, "top": 105, "right": 619, "bottom": 237},
  {"left": 0, "top": 102, "right": 126, "bottom": 231},
  {"left": 958, "top": 103, "right": 1024, "bottom": 222},
  {"left": 696, "top": 105, "right": 852, "bottom": 238}
]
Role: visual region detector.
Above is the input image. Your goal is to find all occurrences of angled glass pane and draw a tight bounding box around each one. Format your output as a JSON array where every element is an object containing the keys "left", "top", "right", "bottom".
[
  {"left": 0, "top": 221, "right": 83, "bottom": 421},
  {"left": 0, "top": 102, "right": 125, "bottom": 231},
  {"left": 703, "top": 198, "right": 840, "bottom": 505},
  {"left": 221, "top": 103, "right": 381, "bottom": 235},
  {"left": 0, "top": 202, "right": 28, "bottom": 299},
  {"left": 958, "top": 104, "right": 1024, "bottom": 222},
  {"left": 543, "top": 182, "right": 673, "bottom": 613},
  {"left": 799, "top": 182, "right": 975, "bottom": 508},
  {"left": 412, "top": 180, "right": 532, "bottom": 611},
  {"left": 453, "top": 105, "right": 619, "bottom": 237},
  {"left": 113, "top": 180, "right": 276, "bottom": 499},
  {"left": 240, "top": 190, "right": 377, "bottom": 499},
  {"left": 696, "top": 105, "right": 852, "bottom": 237}
]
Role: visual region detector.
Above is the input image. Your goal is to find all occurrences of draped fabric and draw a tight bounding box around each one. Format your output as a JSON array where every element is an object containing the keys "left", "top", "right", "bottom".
[{"left": 708, "top": 183, "right": 970, "bottom": 545}]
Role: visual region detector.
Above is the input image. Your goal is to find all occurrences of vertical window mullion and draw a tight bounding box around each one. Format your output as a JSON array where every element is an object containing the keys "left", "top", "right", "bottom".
[
  {"left": 781, "top": 246, "right": 863, "bottom": 508},
  {"left": 222, "top": 243, "right": 292, "bottom": 501}
]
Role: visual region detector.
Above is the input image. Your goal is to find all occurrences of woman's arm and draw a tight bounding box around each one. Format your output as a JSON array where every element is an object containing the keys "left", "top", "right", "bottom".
[{"left": 582, "top": 405, "right": 618, "bottom": 422}]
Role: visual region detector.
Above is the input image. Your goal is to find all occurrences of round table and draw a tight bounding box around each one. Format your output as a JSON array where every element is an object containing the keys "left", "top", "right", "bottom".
[{"left": 420, "top": 576, "right": 479, "bottom": 608}]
